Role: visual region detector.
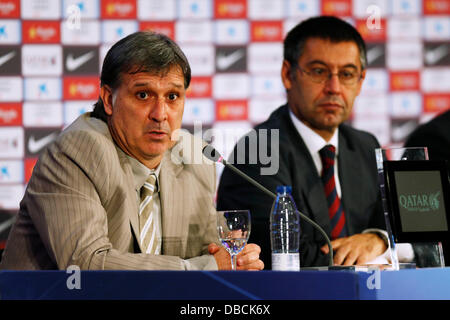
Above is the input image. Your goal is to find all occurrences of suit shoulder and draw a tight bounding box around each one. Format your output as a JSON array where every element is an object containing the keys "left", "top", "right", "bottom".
[
  {"left": 340, "top": 124, "right": 380, "bottom": 147},
  {"left": 47, "top": 115, "right": 118, "bottom": 175},
  {"left": 254, "top": 105, "right": 286, "bottom": 131}
]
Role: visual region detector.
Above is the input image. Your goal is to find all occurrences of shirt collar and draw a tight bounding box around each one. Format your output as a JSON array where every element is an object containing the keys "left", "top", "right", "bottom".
[
  {"left": 288, "top": 108, "right": 339, "bottom": 156},
  {"left": 115, "top": 146, "right": 161, "bottom": 192}
]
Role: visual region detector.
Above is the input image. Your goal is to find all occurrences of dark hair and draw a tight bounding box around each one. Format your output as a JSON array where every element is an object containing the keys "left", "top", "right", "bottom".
[
  {"left": 92, "top": 31, "right": 191, "bottom": 121},
  {"left": 284, "top": 16, "right": 367, "bottom": 71}
]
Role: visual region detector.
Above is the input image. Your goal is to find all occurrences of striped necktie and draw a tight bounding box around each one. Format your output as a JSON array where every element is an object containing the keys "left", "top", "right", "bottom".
[
  {"left": 319, "top": 145, "right": 347, "bottom": 240},
  {"left": 139, "top": 173, "right": 158, "bottom": 254}
]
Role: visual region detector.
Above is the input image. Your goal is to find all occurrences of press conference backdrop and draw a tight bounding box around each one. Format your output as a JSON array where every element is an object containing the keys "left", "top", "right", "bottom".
[{"left": 0, "top": 0, "right": 449, "bottom": 228}]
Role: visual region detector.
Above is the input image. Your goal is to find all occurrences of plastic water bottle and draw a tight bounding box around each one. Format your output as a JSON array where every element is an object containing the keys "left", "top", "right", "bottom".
[{"left": 270, "top": 186, "right": 301, "bottom": 271}]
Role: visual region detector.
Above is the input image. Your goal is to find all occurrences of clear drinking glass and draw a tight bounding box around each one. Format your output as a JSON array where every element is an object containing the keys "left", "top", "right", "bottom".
[{"left": 217, "top": 210, "right": 251, "bottom": 270}]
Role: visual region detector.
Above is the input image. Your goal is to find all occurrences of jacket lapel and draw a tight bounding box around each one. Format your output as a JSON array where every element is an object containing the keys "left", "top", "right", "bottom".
[
  {"left": 159, "top": 150, "right": 186, "bottom": 256},
  {"left": 280, "top": 106, "right": 332, "bottom": 236},
  {"left": 337, "top": 130, "right": 359, "bottom": 235},
  {"left": 116, "top": 148, "right": 141, "bottom": 252}
]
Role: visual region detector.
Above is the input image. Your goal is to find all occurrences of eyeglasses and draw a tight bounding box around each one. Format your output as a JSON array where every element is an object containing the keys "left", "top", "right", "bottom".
[{"left": 297, "top": 66, "right": 362, "bottom": 86}]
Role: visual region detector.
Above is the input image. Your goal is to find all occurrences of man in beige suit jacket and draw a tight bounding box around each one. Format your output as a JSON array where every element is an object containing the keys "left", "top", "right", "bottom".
[{"left": 0, "top": 31, "right": 263, "bottom": 271}]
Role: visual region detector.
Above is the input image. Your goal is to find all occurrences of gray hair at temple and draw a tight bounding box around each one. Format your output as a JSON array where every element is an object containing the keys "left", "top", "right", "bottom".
[
  {"left": 92, "top": 31, "right": 191, "bottom": 122},
  {"left": 284, "top": 16, "right": 368, "bottom": 72}
]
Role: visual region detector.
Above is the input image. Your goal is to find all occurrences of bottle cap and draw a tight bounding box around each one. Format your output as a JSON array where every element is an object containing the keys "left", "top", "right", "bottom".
[{"left": 276, "top": 186, "right": 292, "bottom": 195}]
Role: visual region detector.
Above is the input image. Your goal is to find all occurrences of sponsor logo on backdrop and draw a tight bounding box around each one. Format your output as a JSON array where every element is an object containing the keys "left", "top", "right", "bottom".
[
  {"left": 216, "top": 46, "right": 246, "bottom": 72},
  {"left": 63, "top": 47, "right": 99, "bottom": 75},
  {"left": 137, "top": 0, "right": 176, "bottom": 20},
  {"left": 0, "top": 77, "right": 22, "bottom": 102},
  {"left": 213, "top": 73, "right": 249, "bottom": 99},
  {"left": 392, "top": 0, "right": 421, "bottom": 14},
  {"left": 24, "top": 78, "right": 61, "bottom": 101},
  {"left": 360, "top": 69, "right": 388, "bottom": 94},
  {"left": 64, "top": 101, "right": 94, "bottom": 126},
  {"left": 61, "top": 20, "right": 100, "bottom": 45},
  {"left": 22, "top": 45, "right": 62, "bottom": 76},
  {"left": 21, "top": 0, "right": 60, "bottom": 19},
  {"left": 23, "top": 102, "right": 63, "bottom": 128},
  {"left": 63, "top": 0, "right": 99, "bottom": 19},
  {"left": 101, "top": 0, "right": 136, "bottom": 19},
  {"left": 215, "top": 20, "right": 249, "bottom": 45},
  {"left": 182, "top": 99, "right": 215, "bottom": 125},
  {"left": 0, "top": 19, "right": 21, "bottom": 44},
  {"left": 63, "top": 77, "right": 99, "bottom": 100},
  {"left": 23, "top": 21, "right": 60, "bottom": 43},
  {"left": 0, "top": 127, "right": 23, "bottom": 158},
  {"left": 388, "top": 17, "right": 421, "bottom": 40},
  {"left": 424, "top": 17, "right": 450, "bottom": 40},
  {"left": 356, "top": 19, "right": 387, "bottom": 42},
  {"left": 0, "top": 0, "right": 19, "bottom": 18},
  {"left": 286, "top": 0, "right": 320, "bottom": 17},
  {"left": 424, "top": 94, "right": 450, "bottom": 113},
  {"left": 251, "top": 75, "right": 284, "bottom": 97},
  {"left": 248, "top": 43, "right": 283, "bottom": 74},
  {"left": 176, "top": 21, "right": 213, "bottom": 44},
  {"left": 390, "top": 71, "right": 420, "bottom": 91},
  {"left": 25, "top": 158, "right": 37, "bottom": 183},
  {"left": 322, "top": 0, "right": 352, "bottom": 17},
  {"left": 249, "top": 97, "right": 284, "bottom": 123},
  {"left": 179, "top": 0, "right": 212, "bottom": 19},
  {"left": 216, "top": 100, "right": 248, "bottom": 121},
  {"left": 424, "top": 43, "right": 450, "bottom": 66},
  {"left": 0, "top": 46, "right": 21, "bottom": 75},
  {"left": 251, "top": 21, "right": 283, "bottom": 42},
  {"left": 102, "top": 20, "right": 138, "bottom": 44},
  {"left": 0, "top": 160, "right": 23, "bottom": 183},
  {"left": 247, "top": 0, "right": 283, "bottom": 20},
  {"left": 0, "top": 103, "right": 21, "bottom": 126},
  {"left": 0, "top": 184, "right": 24, "bottom": 210},
  {"left": 387, "top": 41, "right": 423, "bottom": 70},
  {"left": 25, "top": 128, "right": 60, "bottom": 157},
  {"left": 391, "top": 92, "right": 422, "bottom": 118},
  {"left": 423, "top": 0, "right": 450, "bottom": 15},
  {"left": 181, "top": 45, "right": 215, "bottom": 76},
  {"left": 366, "top": 43, "right": 386, "bottom": 68},
  {"left": 353, "top": 0, "right": 388, "bottom": 18},
  {"left": 214, "top": 0, "right": 246, "bottom": 19},
  {"left": 187, "top": 77, "right": 212, "bottom": 98},
  {"left": 353, "top": 95, "right": 389, "bottom": 117},
  {"left": 421, "top": 68, "right": 450, "bottom": 93},
  {"left": 140, "top": 21, "right": 175, "bottom": 39}
]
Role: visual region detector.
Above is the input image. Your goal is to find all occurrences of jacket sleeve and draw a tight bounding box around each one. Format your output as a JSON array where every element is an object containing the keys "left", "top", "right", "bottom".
[{"left": 27, "top": 130, "right": 216, "bottom": 270}]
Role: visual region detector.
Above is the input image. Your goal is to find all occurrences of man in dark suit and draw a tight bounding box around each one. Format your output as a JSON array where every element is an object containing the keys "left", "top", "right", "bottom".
[
  {"left": 217, "top": 16, "right": 388, "bottom": 268},
  {"left": 404, "top": 109, "right": 450, "bottom": 169}
]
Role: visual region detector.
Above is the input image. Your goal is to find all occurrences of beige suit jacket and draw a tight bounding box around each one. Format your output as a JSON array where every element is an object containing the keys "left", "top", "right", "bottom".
[{"left": 0, "top": 113, "right": 219, "bottom": 270}]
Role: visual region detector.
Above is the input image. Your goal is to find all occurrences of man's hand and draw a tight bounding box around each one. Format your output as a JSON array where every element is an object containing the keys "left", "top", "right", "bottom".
[
  {"left": 320, "top": 233, "right": 387, "bottom": 266},
  {"left": 208, "top": 243, "right": 264, "bottom": 271}
]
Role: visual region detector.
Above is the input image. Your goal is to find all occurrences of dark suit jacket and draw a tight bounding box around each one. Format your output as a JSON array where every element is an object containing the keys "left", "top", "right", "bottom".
[
  {"left": 217, "top": 105, "right": 385, "bottom": 268},
  {"left": 404, "top": 110, "right": 450, "bottom": 170}
]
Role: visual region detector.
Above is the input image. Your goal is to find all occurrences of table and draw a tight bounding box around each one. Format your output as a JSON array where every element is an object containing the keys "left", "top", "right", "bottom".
[{"left": 1, "top": 268, "right": 450, "bottom": 300}]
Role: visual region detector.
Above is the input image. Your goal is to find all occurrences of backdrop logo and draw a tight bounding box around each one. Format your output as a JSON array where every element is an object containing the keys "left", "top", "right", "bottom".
[
  {"left": 23, "top": 21, "right": 60, "bottom": 43},
  {"left": 140, "top": 21, "right": 175, "bottom": 39},
  {"left": 399, "top": 191, "right": 441, "bottom": 212},
  {"left": 215, "top": 0, "right": 246, "bottom": 18},
  {"left": 0, "top": 0, "right": 19, "bottom": 18}
]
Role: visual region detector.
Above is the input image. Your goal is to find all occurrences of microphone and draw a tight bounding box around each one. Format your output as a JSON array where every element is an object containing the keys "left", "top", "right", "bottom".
[{"left": 203, "top": 144, "right": 334, "bottom": 267}]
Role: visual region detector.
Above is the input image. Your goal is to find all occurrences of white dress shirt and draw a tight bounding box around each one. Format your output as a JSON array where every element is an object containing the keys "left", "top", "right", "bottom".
[{"left": 288, "top": 109, "right": 414, "bottom": 264}]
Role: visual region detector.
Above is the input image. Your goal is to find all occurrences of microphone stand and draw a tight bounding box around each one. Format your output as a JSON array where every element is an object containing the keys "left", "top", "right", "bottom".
[{"left": 221, "top": 158, "right": 334, "bottom": 267}]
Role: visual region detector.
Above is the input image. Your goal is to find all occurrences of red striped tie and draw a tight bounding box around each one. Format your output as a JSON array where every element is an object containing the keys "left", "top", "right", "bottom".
[{"left": 319, "top": 145, "right": 347, "bottom": 240}]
